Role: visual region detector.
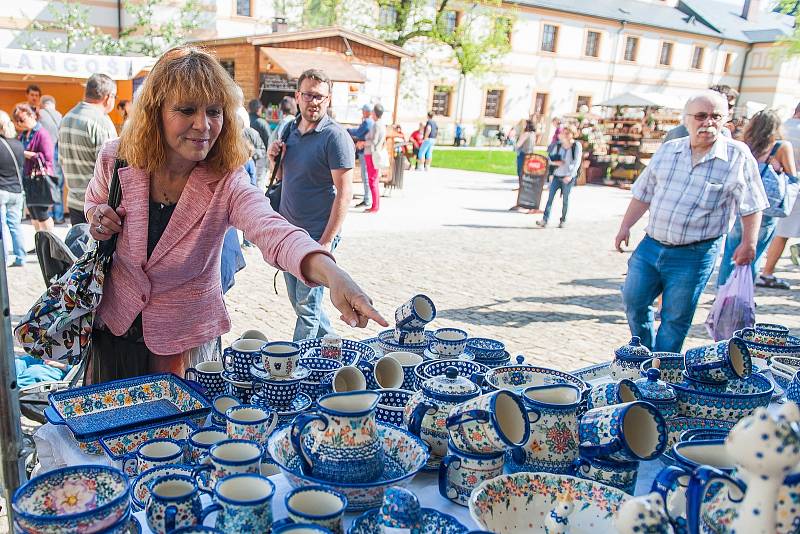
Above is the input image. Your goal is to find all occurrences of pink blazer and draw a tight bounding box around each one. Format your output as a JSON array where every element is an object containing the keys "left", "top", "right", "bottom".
[{"left": 85, "top": 139, "right": 330, "bottom": 355}]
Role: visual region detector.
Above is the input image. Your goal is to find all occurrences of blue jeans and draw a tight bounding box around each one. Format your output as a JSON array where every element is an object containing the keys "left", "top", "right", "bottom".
[
  {"left": 623, "top": 235, "right": 722, "bottom": 353},
  {"left": 418, "top": 139, "right": 435, "bottom": 162},
  {"left": 543, "top": 175, "right": 575, "bottom": 223},
  {"left": 51, "top": 146, "right": 64, "bottom": 221},
  {"left": 0, "top": 190, "right": 26, "bottom": 261},
  {"left": 716, "top": 215, "right": 777, "bottom": 287},
  {"left": 516, "top": 151, "right": 526, "bottom": 179},
  {"left": 359, "top": 155, "right": 372, "bottom": 207},
  {"left": 284, "top": 237, "right": 340, "bottom": 341}
]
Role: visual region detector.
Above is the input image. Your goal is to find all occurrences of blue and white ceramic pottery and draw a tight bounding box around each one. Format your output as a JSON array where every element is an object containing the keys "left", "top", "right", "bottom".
[
  {"left": 193, "top": 439, "right": 262, "bottom": 490},
  {"left": 445, "top": 390, "right": 530, "bottom": 455},
  {"left": 640, "top": 354, "right": 684, "bottom": 384},
  {"left": 349, "top": 508, "right": 469, "bottom": 534},
  {"left": 12, "top": 465, "right": 130, "bottom": 534},
  {"left": 184, "top": 361, "right": 226, "bottom": 400},
  {"left": 377, "top": 329, "right": 431, "bottom": 356},
  {"left": 394, "top": 326, "right": 426, "bottom": 345},
  {"left": 210, "top": 395, "right": 240, "bottom": 428},
  {"left": 201, "top": 473, "right": 275, "bottom": 531},
  {"left": 508, "top": 384, "right": 581, "bottom": 474},
  {"left": 222, "top": 373, "right": 255, "bottom": 404},
  {"left": 99, "top": 420, "right": 196, "bottom": 464},
  {"left": 169, "top": 527, "right": 223, "bottom": 534},
  {"left": 252, "top": 392, "right": 313, "bottom": 427},
  {"left": 787, "top": 370, "right": 800, "bottom": 403},
  {"left": 484, "top": 360, "right": 588, "bottom": 397},
  {"left": 671, "top": 439, "right": 736, "bottom": 473},
  {"left": 122, "top": 438, "right": 185, "bottom": 477},
  {"left": 298, "top": 337, "right": 375, "bottom": 365},
  {"left": 222, "top": 339, "right": 264, "bottom": 381},
  {"left": 439, "top": 444, "right": 504, "bottom": 506},
  {"left": 131, "top": 465, "right": 194, "bottom": 511},
  {"left": 634, "top": 368, "right": 678, "bottom": 419},
  {"left": 379, "top": 487, "right": 422, "bottom": 531},
  {"left": 252, "top": 374, "right": 302, "bottom": 410},
  {"left": 283, "top": 485, "right": 348, "bottom": 534},
  {"left": 679, "top": 371, "right": 728, "bottom": 393},
  {"left": 615, "top": 492, "right": 673, "bottom": 534},
  {"left": 395, "top": 294, "right": 436, "bottom": 330},
  {"left": 685, "top": 337, "right": 752, "bottom": 384},
  {"left": 579, "top": 400, "right": 668, "bottom": 462},
  {"left": 466, "top": 338, "right": 506, "bottom": 361},
  {"left": 431, "top": 328, "right": 469, "bottom": 357},
  {"left": 273, "top": 524, "right": 333, "bottom": 533},
  {"left": 376, "top": 388, "right": 413, "bottom": 427},
  {"left": 384, "top": 351, "right": 424, "bottom": 390},
  {"left": 187, "top": 429, "right": 226, "bottom": 464},
  {"left": 225, "top": 405, "right": 277, "bottom": 445},
  {"left": 736, "top": 329, "right": 800, "bottom": 361},
  {"left": 574, "top": 456, "right": 639, "bottom": 495},
  {"left": 751, "top": 322, "right": 790, "bottom": 346},
  {"left": 291, "top": 390, "right": 383, "bottom": 483},
  {"left": 586, "top": 379, "right": 641, "bottom": 411},
  {"left": 672, "top": 372, "right": 773, "bottom": 422},
  {"left": 405, "top": 366, "right": 482, "bottom": 468},
  {"left": 413, "top": 359, "right": 487, "bottom": 391},
  {"left": 261, "top": 341, "right": 301, "bottom": 378},
  {"left": 610, "top": 336, "right": 652, "bottom": 381},
  {"left": 357, "top": 355, "right": 404, "bottom": 389},
  {"left": 322, "top": 365, "right": 367, "bottom": 394},
  {"left": 299, "top": 356, "right": 343, "bottom": 384},
  {"left": 145, "top": 474, "right": 203, "bottom": 534}
]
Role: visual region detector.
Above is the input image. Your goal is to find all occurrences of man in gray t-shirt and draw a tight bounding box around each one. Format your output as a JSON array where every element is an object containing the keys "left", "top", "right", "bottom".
[{"left": 268, "top": 69, "right": 355, "bottom": 341}]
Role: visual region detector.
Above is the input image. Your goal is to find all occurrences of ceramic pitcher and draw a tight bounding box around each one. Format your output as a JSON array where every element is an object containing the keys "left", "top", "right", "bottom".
[{"left": 290, "top": 390, "right": 383, "bottom": 484}]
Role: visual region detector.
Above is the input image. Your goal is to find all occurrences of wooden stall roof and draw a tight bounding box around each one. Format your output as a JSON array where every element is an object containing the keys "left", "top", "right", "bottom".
[{"left": 261, "top": 48, "right": 366, "bottom": 82}]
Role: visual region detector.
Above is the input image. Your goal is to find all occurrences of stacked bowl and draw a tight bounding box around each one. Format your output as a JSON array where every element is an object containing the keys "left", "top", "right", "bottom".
[
  {"left": 465, "top": 337, "right": 510, "bottom": 368},
  {"left": 376, "top": 295, "right": 437, "bottom": 356}
]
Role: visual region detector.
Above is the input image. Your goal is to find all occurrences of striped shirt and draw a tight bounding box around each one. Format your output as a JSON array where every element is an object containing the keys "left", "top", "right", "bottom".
[
  {"left": 632, "top": 136, "right": 768, "bottom": 246},
  {"left": 59, "top": 102, "right": 117, "bottom": 211}
]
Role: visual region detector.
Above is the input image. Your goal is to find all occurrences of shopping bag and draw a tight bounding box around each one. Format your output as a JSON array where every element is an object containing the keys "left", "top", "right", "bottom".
[{"left": 705, "top": 264, "right": 756, "bottom": 341}]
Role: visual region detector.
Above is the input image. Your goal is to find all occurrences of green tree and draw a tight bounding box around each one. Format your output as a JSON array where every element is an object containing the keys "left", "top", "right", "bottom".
[
  {"left": 776, "top": 0, "right": 800, "bottom": 55},
  {"left": 23, "top": 1, "right": 100, "bottom": 53},
  {"left": 120, "top": 0, "right": 204, "bottom": 56}
]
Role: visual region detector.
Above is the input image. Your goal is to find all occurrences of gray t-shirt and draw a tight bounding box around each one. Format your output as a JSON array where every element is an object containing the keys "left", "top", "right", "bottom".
[{"left": 278, "top": 114, "right": 355, "bottom": 241}]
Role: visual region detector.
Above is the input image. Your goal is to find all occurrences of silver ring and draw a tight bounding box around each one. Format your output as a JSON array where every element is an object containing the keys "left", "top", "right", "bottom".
[
  {"left": 97, "top": 224, "right": 104, "bottom": 234},
  {"left": 98, "top": 213, "right": 103, "bottom": 224}
]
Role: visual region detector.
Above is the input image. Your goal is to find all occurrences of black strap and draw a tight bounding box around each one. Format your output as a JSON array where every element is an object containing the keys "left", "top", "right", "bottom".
[
  {"left": 97, "top": 159, "right": 125, "bottom": 263},
  {"left": 267, "top": 117, "right": 298, "bottom": 190}
]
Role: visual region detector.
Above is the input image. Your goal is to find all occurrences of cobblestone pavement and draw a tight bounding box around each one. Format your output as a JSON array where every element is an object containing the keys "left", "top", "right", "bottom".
[{"left": 7, "top": 165, "right": 800, "bottom": 373}]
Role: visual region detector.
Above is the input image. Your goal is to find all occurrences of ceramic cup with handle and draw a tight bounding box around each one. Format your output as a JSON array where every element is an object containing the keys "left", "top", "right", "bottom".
[
  {"left": 184, "top": 360, "right": 226, "bottom": 400},
  {"left": 193, "top": 439, "right": 262, "bottom": 491},
  {"left": 200, "top": 473, "right": 275, "bottom": 531},
  {"left": 145, "top": 474, "right": 204, "bottom": 534},
  {"left": 321, "top": 366, "right": 367, "bottom": 394},
  {"left": 395, "top": 294, "right": 436, "bottom": 330},
  {"left": 438, "top": 443, "right": 504, "bottom": 506},
  {"left": 225, "top": 405, "right": 278, "bottom": 446},
  {"left": 445, "top": 390, "right": 530, "bottom": 455},
  {"left": 273, "top": 485, "right": 348, "bottom": 534},
  {"left": 261, "top": 341, "right": 302, "bottom": 378},
  {"left": 187, "top": 428, "right": 227, "bottom": 464},
  {"left": 684, "top": 337, "right": 752, "bottom": 384},
  {"left": 578, "top": 401, "right": 667, "bottom": 462},
  {"left": 385, "top": 351, "right": 425, "bottom": 390},
  {"left": 122, "top": 438, "right": 185, "bottom": 477},
  {"left": 357, "top": 355, "right": 404, "bottom": 389},
  {"left": 431, "top": 328, "right": 469, "bottom": 357},
  {"left": 574, "top": 455, "right": 639, "bottom": 495},
  {"left": 586, "top": 379, "right": 642, "bottom": 411},
  {"left": 223, "top": 339, "right": 265, "bottom": 380},
  {"left": 210, "top": 395, "right": 240, "bottom": 428}
]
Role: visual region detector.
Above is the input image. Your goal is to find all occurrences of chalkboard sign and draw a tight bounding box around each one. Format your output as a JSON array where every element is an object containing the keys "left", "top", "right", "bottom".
[{"left": 519, "top": 154, "right": 549, "bottom": 210}]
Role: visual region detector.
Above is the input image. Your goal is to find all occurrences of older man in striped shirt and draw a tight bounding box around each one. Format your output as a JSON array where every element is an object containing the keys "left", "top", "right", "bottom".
[{"left": 615, "top": 90, "right": 768, "bottom": 353}]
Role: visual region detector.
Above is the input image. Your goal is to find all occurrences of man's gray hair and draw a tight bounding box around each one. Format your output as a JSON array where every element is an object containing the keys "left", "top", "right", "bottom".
[
  {"left": 682, "top": 90, "right": 729, "bottom": 125},
  {"left": 85, "top": 73, "right": 116, "bottom": 100},
  {"left": 41, "top": 95, "right": 56, "bottom": 108}
]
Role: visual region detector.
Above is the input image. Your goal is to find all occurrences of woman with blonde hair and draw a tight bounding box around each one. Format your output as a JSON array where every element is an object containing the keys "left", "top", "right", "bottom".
[
  {"left": 0, "top": 111, "right": 27, "bottom": 266},
  {"left": 85, "top": 45, "right": 387, "bottom": 382}
]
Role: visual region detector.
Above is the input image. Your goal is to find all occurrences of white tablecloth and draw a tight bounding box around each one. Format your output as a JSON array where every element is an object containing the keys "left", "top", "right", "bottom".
[{"left": 33, "top": 423, "right": 477, "bottom": 532}]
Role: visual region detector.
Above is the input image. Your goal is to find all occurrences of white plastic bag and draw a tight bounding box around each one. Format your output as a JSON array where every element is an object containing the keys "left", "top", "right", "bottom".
[{"left": 705, "top": 265, "right": 756, "bottom": 341}]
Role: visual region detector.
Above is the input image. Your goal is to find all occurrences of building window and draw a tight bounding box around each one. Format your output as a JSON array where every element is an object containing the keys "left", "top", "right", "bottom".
[
  {"left": 484, "top": 89, "right": 504, "bottom": 118},
  {"left": 691, "top": 46, "right": 705, "bottom": 70},
  {"left": 659, "top": 42, "right": 673, "bottom": 66},
  {"left": 220, "top": 60, "right": 235, "bottom": 80},
  {"left": 541, "top": 24, "right": 558, "bottom": 53},
  {"left": 585, "top": 31, "right": 601, "bottom": 57},
  {"left": 432, "top": 85, "right": 453, "bottom": 117},
  {"left": 442, "top": 11, "right": 460, "bottom": 35},
  {"left": 623, "top": 36, "right": 638, "bottom": 62},
  {"left": 379, "top": 5, "right": 397, "bottom": 26},
  {"left": 723, "top": 52, "right": 733, "bottom": 73},
  {"left": 236, "top": 0, "right": 252, "bottom": 17},
  {"left": 533, "top": 92, "right": 549, "bottom": 116},
  {"left": 576, "top": 95, "right": 592, "bottom": 112}
]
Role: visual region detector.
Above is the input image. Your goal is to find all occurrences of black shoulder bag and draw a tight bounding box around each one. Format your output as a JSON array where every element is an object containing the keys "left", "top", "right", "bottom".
[{"left": 266, "top": 119, "right": 295, "bottom": 212}]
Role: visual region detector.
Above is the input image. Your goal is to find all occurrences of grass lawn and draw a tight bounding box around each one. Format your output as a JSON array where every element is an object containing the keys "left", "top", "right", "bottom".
[{"left": 431, "top": 149, "right": 518, "bottom": 176}]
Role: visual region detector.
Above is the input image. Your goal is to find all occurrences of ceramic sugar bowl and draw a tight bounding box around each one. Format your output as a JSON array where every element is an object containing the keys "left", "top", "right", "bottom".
[
  {"left": 405, "top": 366, "right": 482, "bottom": 468},
  {"left": 634, "top": 366, "right": 678, "bottom": 419},
  {"left": 610, "top": 336, "right": 652, "bottom": 381}
]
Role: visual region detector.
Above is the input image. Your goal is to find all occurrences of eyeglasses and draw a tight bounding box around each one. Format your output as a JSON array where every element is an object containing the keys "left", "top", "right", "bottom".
[
  {"left": 691, "top": 112, "right": 725, "bottom": 122},
  {"left": 299, "top": 92, "right": 329, "bottom": 103}
]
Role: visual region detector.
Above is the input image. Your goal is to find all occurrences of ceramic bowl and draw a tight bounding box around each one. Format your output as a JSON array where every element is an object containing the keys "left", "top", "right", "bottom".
[
  {"left": 349, "top": 507, "right": 469, "bottom": 534},
  {"left": 679, "top": 371, "right": 728, "bottom": 394},
  {"left": 735, "top": 330, "right": 800, "bottom": 361},
  {"left": 466, "top": 338, "right": 506, "bottom": 361},
  {"left": 484, "top": 363, "right": 588, "bottom": 397},
  {"left": 672, "top": 439, "right": 737, "bottom": 473},
  {"left": 222, "top": 373, "right": 255, "bottom": 404},
  {"left": 376, "top": 329, "right": 432, "bottom": 356},
  {"left": 473, "top": 354, "right": 511, "bottom": 369},
  {"left": 299, "top": 357, "right": 344, "bottom": 383},
  {"left": 665, "top": 417, "right": 736, "bottom": 452},
  {"left": 771, "top": 365, "right": 794, "bottom": 391},
  {"left": 376, "top": 388, "right": 414, "bottom": 427},
  {"left": 672, "top": 373, "right": 773, "bottom": 422},
  {"left": 771, "top": 356, "right": 800, "bottom": 376},
  {"left": 639, "top": 355, "right": 685, "bottom": 385},
  {"left": 267, "top": 423, "right": 430, "bottom": 512},
  {"left": 413, "top": 359, "right": 488, "bottom": 390},
  {"left": 469, "top": 473, "right": 629, "bottom": 532},
  {"left": 12, "top": 465, "right": 130, "bottom": 534},
  {"left": 298, "top": 338, "right": 375, "bottom": 365},
  {"left": 130, "top": 464, "right": 194, "bottom": 511}
]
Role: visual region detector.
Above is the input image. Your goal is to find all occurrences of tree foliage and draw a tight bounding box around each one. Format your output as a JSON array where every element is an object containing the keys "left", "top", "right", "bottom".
[
  {"left": 23, "top": 1, "right": 100, "bottom": 53},
  {"left": 776, "top": 0, "right": 800, "bottom": 55}
]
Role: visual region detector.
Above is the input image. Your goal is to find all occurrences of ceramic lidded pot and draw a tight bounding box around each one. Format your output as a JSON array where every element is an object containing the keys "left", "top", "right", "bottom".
[
  {"left": 610, "top": 336, "right": 652, "bottom": 381},
  {"left": 404, "top": 366, "right": 482, "bottom": 467},
  {"left": 634, "top": 366, "right": 678, "bottom": 419}
]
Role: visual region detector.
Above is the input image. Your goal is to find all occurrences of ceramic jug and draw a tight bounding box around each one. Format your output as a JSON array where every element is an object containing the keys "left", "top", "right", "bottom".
[{"left": 290, "top": 390, "right": 383, "bottom": 484}]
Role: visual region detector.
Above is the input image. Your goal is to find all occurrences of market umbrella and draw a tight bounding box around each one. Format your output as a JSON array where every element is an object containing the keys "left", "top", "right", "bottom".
[{"left": 598, "top": 92, "right": 681, "bottom": 109}]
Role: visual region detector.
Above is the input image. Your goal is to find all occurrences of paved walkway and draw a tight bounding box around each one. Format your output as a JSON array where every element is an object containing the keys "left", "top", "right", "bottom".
[{"left": 7, "top": 166, "right": 800, "bottom": 372}]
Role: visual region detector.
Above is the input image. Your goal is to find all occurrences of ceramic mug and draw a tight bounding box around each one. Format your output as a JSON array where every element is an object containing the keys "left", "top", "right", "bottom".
[
  {"left": 223, "top": 339, "right": 264, "bottom": 380},
  {"left": 431, "top": 328, "right": 469, "bottom": 357},
  {"left": 261, "top": 341, "right": 301, "bottom": 378},
  {"left": 385, "top": 351, "right": 424, "bottom": 390},
  {"left": 225, "top": 405, "right": 278, "bottom": 445},
  {"left": 187, "top": 429, "right": 227, "bottom": 464},
  {"left": 193, "top": 439, "right": 262, "bottom": 490},
  {"left": 224, "top": 377, "right": 255, "bottom": 405},
  {"left": 684, "top": 337, "right": 752, "bottom": 383},
  {"left": 325, "top": 366, "right": 367, "bottom": 393},
  {"left": 574, "top": 456, "right": 639, "bottom": 495},
  {"left": 257, "top": 376, "right": 302, "bottom": 409},
  {"left": 752, "top": 323, "right": 790, "bottom": 346},
  {"left": 508, "top": 384, "right": 582, "bottom": 474},
  {"left": 358, "top": 356, "right": 404, "bottom": 389},
  {"left": 395, "top": 294, "right": 436, "bottom": 330},
  {"left": 438, "top": 443, "right": 504, "bottom": 506},
  {"left": 394, "top": 327, "right": 426, "bottom": 345},
  {"left": 376, "top": 388, "right": 414, "bottom": 426},
  {"left": 578, "top": 401, "right": 667, "bottom": 462},
  {"left": 278, "top": 485, "right": 348, "bottom": 534},
  {"left": 586, "top": 379, "right": 642, "bottom": 410},
  {"left": 123, "top": 438, "right": 185, "bottom": 477},
  {"left": 445, "top": 390, "right": 530, "bottom": 455},
  {"left": 201, "top": 473, "right": 275, "bottom": 531},
  {"left": 145, "top": 474, "right": 204, "bottom": 534},
  {"left": 211, "top": 395, "right": 240, "bottom": 428},
  {"left": 185, "top": 360, "right": 226, "bottom": 400}
]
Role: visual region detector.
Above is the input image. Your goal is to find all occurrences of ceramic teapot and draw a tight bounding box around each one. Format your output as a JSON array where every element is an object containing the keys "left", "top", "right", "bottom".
[{"left": 404, "top": 366, "right": 482, "bottom": 466}]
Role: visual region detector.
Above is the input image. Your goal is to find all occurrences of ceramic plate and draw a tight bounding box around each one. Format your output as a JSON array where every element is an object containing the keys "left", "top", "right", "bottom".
[
  {"left": 298, "top": 338, "right": 375, "bottom": 365},
  {"left": 422, "top": 348, "right": 475, "bottom": 361},
  {"left": 99, "top": 420, "right": 197, "bottom": 461},
  {"left": 267, "top": 423, "right": 430, "bottom": 512},
  {"left": 348, "top": 508, "right": 469, "bottom": 534},
  {"left": 469, "top": 473, "right": 629, "bottom": 533},
  {"left": 250, "top": 363, "right": 311, "bottom": 382},
  {"left": 131, "top": 464, "right": 195, "bottom": 510}
]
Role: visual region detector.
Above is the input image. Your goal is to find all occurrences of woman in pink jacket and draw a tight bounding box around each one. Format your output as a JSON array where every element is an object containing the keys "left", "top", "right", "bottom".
[{"left": 85, "top": 46, "right": 387, "bottom": 382}]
